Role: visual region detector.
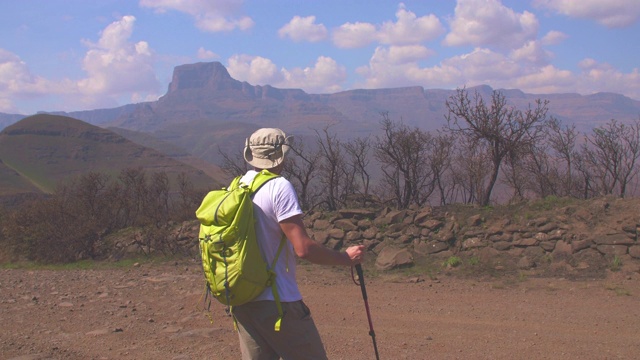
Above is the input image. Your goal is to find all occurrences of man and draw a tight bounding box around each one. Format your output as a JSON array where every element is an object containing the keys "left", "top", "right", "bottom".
[{"left": 232, "top": 128, "right": 366, "bottom": 360}]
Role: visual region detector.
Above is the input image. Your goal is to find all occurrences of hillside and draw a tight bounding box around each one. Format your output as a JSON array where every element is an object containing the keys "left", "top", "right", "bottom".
[
  {"left": 0, "top": 114, "right": 222, "bottom": 199},
  {"left": 47, "top": 61, "right": 640, "bottom": 165}
]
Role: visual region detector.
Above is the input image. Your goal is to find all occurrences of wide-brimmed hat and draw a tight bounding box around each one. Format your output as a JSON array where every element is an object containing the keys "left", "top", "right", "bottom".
[{"left": 243, "top": 128, "right": 294, "bottom": 169}]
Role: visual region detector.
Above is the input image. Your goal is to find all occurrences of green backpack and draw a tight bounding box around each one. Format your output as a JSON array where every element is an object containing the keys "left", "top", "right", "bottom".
[{"left": 195, "top": 170, "right": 287, "bottom": 331}]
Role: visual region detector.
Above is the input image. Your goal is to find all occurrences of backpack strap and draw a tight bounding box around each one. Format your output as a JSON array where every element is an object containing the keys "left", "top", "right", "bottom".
[
  {"left": 248, "top": 169, "right": 288, "bottom": 331},
  {"left": 269, "top": 234, "right": 287, "bottom": 331}
]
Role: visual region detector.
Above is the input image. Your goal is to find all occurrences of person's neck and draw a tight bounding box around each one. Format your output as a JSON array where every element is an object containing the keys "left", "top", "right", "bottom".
[{"left": 254, "top": 164, "right": 283, "bottom": 175}]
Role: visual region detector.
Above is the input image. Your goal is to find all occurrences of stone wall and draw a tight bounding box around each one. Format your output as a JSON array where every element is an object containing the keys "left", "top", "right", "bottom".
[{"left": 303, "top": 197, "right": 640, "bottom": 273}]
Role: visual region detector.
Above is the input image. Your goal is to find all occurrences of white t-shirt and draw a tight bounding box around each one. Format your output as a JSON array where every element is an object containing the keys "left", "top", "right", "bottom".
[{"left": 239, "top": 170, "right": 303, "bottom": 302}]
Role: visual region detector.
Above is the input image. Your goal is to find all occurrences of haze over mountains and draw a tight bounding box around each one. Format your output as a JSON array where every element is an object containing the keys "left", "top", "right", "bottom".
[
  {"left": 1, "top": 61, "right": 639, "bottom": 201},
  {"left": 2, "top": 61, "right": 639, "bottom": 163}
]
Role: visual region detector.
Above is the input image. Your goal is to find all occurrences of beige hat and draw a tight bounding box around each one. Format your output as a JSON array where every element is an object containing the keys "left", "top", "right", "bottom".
[{"left": 243, "top": 128, "right": 294, "bottom": 169}]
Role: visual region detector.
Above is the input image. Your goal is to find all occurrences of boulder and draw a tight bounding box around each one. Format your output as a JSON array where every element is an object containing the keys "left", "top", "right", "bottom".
[{"left": 375, "top": 247, "right": 414, "bottom": 271}]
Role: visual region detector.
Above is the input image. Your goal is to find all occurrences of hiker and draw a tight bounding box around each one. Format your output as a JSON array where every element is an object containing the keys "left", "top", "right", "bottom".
[{"left": 232, "top": 128, "right": 366, "bottom": 360}]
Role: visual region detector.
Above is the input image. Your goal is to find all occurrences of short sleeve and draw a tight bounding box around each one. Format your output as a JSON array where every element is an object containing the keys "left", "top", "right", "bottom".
[{"left": 273, "top": 178, "right": 303, "bottom": 222}]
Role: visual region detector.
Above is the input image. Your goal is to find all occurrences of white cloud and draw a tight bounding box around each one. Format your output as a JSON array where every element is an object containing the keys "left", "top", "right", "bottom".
[
  {"left": 377, "top": 3, "right": 445, "bottom": 45},
  {"left": 533, "top": 0, "right": 640, "bottom": 28},
  {"left": 78, "top": 16, "right": 159, "bottom": 102},
  {"left": 444, "top": 0, "right": 539, "bottom": 49},
  {"left": 278, "top": 16, "right": 328, "bottom": 42},
  {"left": 227, "top": 55, "right": 346, "bottom": 93},
  {"left": 0, "top": 49, "right": 64, "bottom": 112},
  {"left": 140, "top": 0, "right": 254, "bottom": 32},
  {"left": 197, "top": 47, "right": 219, "bottom": 60},
  {"left": 540, "top": 30, "right": 568, "bottom": 46},
  {"left": 279, "top": 56, "right": 346, "bottom": 93},
  {"left": 333, "top": 4, "right": 444, "bottom": 49},
  {"left": 510, "top": 41, "right": 553, "bottom": 66},
  {"left": 332, "top": 22, "right": 378, "bottom": 49},
  {"left": 227, "top": 55, "right": 283, "bottom": 85},
  {"left": 575, "top": 59, "right": 640, "bottom": 98}
]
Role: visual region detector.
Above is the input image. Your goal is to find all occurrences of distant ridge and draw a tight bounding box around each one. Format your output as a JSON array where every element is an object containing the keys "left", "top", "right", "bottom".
[
  {"left": 3, "top": 61, "right": 639, "bottom": 165},
  {"left": 0, "top": 114, "right": 220, "bottom": 199}
]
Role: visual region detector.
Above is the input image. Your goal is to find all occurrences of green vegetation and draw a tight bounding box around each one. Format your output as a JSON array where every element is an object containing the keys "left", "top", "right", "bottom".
[
  {"left": 610, "top": 255, "right": 623, "bottom": 272},
  {"left": 442, "top": 256, "right": 462, "bottom": 268},
  {"left": 605, "top": 283, "right": 631, "bottom": 296},
  {"left": 0, "top": 168, "right": 206, "bottom": 264}
]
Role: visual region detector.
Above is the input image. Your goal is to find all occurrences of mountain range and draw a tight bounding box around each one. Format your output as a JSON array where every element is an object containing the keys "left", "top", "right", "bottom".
[{"left": 1, "top": 61, "right": 639, "bottom": 201}]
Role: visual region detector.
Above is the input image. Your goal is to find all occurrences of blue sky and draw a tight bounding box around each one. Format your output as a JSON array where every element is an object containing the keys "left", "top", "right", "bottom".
[{"left": 1, "top": 0, "right": 639, "bottom": 115}]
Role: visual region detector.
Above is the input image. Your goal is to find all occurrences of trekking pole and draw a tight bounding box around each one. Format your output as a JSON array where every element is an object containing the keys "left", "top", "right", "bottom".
[{"left": 354, "top": 264, "right": 380, "bottom": 360}]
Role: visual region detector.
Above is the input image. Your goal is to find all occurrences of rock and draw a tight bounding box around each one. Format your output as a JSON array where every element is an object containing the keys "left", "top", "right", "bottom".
[
  {"left": 462, "top": 237, "right": 485, "bottom": 249},
  {"left": 311, "top": 230, "right": 329, "bottom": 244},
  {"left": 467, "top": 214, "right": 483, "bottom": 226},
  {"left": 493, "top": 241, "right": 512, "bottom": 251},
  {"left": 375, "top": 247, "right": 414, "bottom": 271},
  {"left": 386, "top": 210, "right": 407, "bottom": 224},
  {"left": 517, "top": 256, "right": 535, "bottom": 269},
  {"left": 593, "top": 233, "right": 635, "bottom": 246},
  {"left": 328, "top": 228, "right": 345, "bottom": 239},
  {"left": 338, "top": 208, "right": 377, "bottom": 219},
  {"left": 552, "top": 240, "right": 572, "bottom": 256},
  {"left": 345, "top": 230, "right": 362, "bottom": 242},
  {"left": 413, "top": 208, "right": 433, "bottom": 224},
  {"left": 571, "top": 239, "right": 591, "bottom": 253},
  {"left": 419, "top": 219, "right": 443, "bottom": 231},
  {"left": 629, "top": 245, "right": 640, "bottom": 259},
  {"left": 362, "top": 228, "right": 378, "bottom": 239},
  {"left": 334, "top": 219, "right": 358, "bottom": 232},
  {"left": 596, "top": 245, "right": 628, "bottom": 256},
  {"left": 313, "top": 219, "right": 331, "bottom": 230},
  {"left": 516, "top": 237, "right": 539, "bottom": 247},
  {"left": 414, "top": 241, "right": 449, "bottom": 255}
]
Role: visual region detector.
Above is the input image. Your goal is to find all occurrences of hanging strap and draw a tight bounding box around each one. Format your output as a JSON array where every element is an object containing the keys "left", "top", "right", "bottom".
[{"left": 270, "top": 234, "right": 287, "bottom": 331}]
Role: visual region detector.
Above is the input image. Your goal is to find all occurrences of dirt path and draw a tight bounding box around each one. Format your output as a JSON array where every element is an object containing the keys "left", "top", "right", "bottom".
[{"left": 1, "top": 262, "right": 639, "bottom": 359}]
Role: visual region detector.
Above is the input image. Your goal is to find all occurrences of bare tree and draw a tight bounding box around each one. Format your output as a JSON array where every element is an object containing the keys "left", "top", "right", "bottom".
[
  {"left": 543, "top": 117, "right": 581, "bottom": 197},
  {"left": 283, "top": 138, "right": 323, "bottom": 210},
  {"left": 374, "top": 113, "right": 435, "bottom": 209},
  {"left": 581, "top": 119, "right": 640, "bottom": 198},
  {"left": 428, "top": 132, "right": 455, "bottom": 205},
  {"left": 344, "top": 136, "right": 373, "bottom": 204},
  {"left": 217, "top": 145, "right": 248, "bottom": 178},
  {"left": 450, "top": 136, "right": 492, "bottom": 204},
  {"left": 315, "top": 126, "right": 351, "bottom": 211},
  {"left": 445, "top": 88, "right": 548, "bottom": 206}
]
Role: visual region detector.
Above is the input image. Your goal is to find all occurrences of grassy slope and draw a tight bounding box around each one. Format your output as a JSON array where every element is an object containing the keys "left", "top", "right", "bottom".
[{"left": 0, "top": 114, "right": 221, "bottom": 195}]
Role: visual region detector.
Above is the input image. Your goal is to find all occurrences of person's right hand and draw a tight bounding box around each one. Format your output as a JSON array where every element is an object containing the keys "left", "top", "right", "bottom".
[{"left": 345, "top": 245, "right": 366, "bottom": 265}]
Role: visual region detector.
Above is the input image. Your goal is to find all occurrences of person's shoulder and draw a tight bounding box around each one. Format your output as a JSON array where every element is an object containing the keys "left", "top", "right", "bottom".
[{"left": 270, "top": 175, "right": 294, "bottom": 190}]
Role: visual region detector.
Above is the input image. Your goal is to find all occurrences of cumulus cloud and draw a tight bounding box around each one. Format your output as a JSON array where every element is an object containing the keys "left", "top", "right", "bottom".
[
  {"left": 510, "top": 41, "right": 554, "bottom": 66},
  {"left": 540, "top": 30, "right": 568, "bottom": 46},
  {"left": 533, "top": 0, "right": 640, "bottom": 28},
  {"left": 0, "top": 49, "right": 68, "bottom": 112},
  {"left": 278, "top": 16, "right": 328, "bottom": 42},
  {"left": 1, "top": 15, "right": 161, "bottom": 113},
  {"left": 78, "top": 16, "right": 159, "bottom": 104},
  {"left": 227, "top": 55, "right": 283, "bottom": 85},
  {"left": 444, "top": 0, "right": 539, "bottom": 49},
  {"left": 332, "top": 3, "right": 444, "bottom": 49},
  {"left": 197, "top": 47, "right": 219, "bottom": 60},
  {"left": 377, "top": 4, "right": 445, "bottom": 45},
  {"left": 332, "top": 22, "right": 378, "bottom": 49},
  {"left": 140, "top": 0, "right": 254, "bottom": 32},
  {"left": 227, "top": 54, "right": 346, "bottom": 93},
  {"left": 279, "top": 56, "right": 346, "bottom": 93}
]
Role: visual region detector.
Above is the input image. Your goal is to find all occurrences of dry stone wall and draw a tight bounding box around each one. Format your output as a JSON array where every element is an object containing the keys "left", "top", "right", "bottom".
[{"left": 304, "top": 197, "right": 640, "bottom": 273}]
